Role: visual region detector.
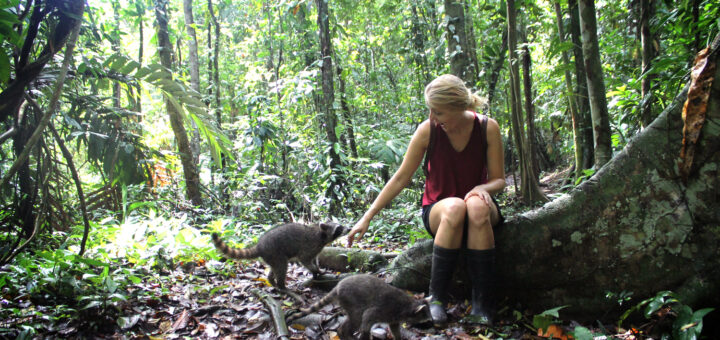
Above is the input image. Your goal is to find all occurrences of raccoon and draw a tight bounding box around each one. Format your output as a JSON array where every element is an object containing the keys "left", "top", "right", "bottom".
[
  {"left": 212, "top": 222, "right": 348, "bottom": 290},
  {"left": 286, "top": 274, "right": 430, "bottom": 340}
]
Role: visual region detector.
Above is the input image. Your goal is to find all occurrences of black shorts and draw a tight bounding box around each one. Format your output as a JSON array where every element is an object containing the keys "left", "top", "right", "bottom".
[{"left": 421, "top": 196, "right": 505, "bottom": 239}]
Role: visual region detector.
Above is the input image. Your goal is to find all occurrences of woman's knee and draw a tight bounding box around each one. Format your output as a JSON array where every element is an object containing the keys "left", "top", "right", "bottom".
[
  {"left": 436, "top": 198, "right": 466, "bottom": 229},
  {"left": 465, "top": 196, "right": 491, "bottom": 224}
]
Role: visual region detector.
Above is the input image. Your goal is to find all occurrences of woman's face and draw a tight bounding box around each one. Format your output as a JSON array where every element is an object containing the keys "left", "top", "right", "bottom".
[{"left": 429, "top": 107, "right": 464, "bottom": 133}]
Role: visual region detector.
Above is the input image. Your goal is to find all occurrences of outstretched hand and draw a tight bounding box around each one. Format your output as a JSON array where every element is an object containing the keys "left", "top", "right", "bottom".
[{"left": 346, "top": 219, "right": 369, "bottom": 247}]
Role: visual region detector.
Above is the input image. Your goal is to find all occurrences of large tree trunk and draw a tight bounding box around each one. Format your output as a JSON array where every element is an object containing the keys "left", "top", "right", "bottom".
[
  {"left": 154, "top": 0, "right": 202, "bottom": 206},
  {"left": 389, "top": 43, "right": 720, "bottom": 319},
  {"left": 444, "top": 0, "right": 476, "bottom": 85},
  {"left": 578, "top": 0, "right": 612, "bottom": 168}
]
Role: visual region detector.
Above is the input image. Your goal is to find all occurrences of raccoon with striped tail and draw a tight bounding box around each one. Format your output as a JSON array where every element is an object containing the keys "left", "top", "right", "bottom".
[
  {"left": 211, "top": 222, "right": 348, "bottom": 290},
  {"left": 286, "top": 274, "right": 430, "bottom": 340}
]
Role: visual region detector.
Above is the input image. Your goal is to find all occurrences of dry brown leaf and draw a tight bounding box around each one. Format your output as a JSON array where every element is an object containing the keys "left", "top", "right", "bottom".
[
  {"left": 679, "top": 47, "right": 716, "bottom": 182},
  {"left": 170, "top": 309, "right": 191, "bottom": 332},
  {"left": 538, "top": 324, "right": 574, "bottom": 340}
]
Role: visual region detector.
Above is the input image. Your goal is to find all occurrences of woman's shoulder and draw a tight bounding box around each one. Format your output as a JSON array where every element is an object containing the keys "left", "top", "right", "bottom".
[
  {"left": 484, "top": 116, "right": 500, "bottom": 132},
  {"left": 412, "top": 119, "right": 433, "bottom": 146}
]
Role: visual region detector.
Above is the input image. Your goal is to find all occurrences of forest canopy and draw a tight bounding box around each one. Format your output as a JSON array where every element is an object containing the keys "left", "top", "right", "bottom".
[{"left": 0, "top": 0, "right": 718, "bottom": 338}]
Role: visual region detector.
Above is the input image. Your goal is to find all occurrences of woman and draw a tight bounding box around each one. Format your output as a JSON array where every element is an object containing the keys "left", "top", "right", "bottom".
[{"left": 346, "top": 74, "right": 506, "bottom": 326}]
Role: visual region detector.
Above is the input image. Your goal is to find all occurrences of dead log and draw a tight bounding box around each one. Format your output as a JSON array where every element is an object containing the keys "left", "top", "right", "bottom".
[{"left": 317, "top": 247, "right": 389, "bottom": 273}]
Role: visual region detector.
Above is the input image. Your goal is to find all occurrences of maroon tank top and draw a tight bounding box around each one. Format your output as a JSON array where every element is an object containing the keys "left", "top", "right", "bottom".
[{"left": 421, "top": 113, "right": 488, "bottom": 207}]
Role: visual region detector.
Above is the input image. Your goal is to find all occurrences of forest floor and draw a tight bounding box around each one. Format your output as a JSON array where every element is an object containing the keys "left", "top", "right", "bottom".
[
  {"left": 1, "top": 167, "right": 677, "bottom": 339},
  {"left": 92, "top": 167, "right": 630, "bottom": 339}
]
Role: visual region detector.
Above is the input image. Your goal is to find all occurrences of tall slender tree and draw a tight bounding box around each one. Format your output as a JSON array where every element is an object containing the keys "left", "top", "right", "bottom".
[
  {"left": 520, "top": 27, "right": 548, "bottom": 174},
  {"left": 639, "top": 0, "right": 657, "bottom": 128},
  {"left": 568, "top": 0, "right": 593, "bottom": 171},
  {"left": 578, "top": 0, "right": 612, "bottom": 168},
  {"left": 153, "top": 0, "right": 202, "bottom": 206},
  {"left": 337, "top": 64, "right": 358, "bottom": 159},
  {"left": 208, "top": 0, "right": 221, "bottom": 126},
  {"left": 316, "top": 0, "right": 343, "bottom": 214},
  {"left": 553, "top": 1, "right": 583, "bottom": 180},
  {"left": 463, "top": 0, "right": 480, "bottom": 86},
  {"left": 132, "top": 0, "right": 145, "bottom": 116},
  {"left": 506, "top": 0, "right": 547, "bottom": 204},
  {"left": 183, "top": 0, "right": 202, "bottom": 164},
  {"left": 410, "top": 1, "right": 430, "bottom": 87},
  {"left": 486, "top": 30, "right": 508, "bottom": 113}
]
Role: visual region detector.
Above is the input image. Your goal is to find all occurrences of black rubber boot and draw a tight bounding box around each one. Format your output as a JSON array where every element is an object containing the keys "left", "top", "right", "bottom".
[
  {"left": 428, "top": 245, "right": 459, "bottom": 328},
  {"left": 465, "top": 248, "right": 497, "bottom": 325}
]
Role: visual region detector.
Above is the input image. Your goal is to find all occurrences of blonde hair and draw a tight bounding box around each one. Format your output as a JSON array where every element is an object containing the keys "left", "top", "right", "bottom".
[{"left": 424, "top": 74, "right": 487, "bottom": 112}]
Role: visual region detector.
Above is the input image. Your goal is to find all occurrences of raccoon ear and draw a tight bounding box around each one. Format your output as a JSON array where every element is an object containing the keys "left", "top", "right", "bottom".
[{"left": 414, "top": 303, "right": 428, "bottom": 314}]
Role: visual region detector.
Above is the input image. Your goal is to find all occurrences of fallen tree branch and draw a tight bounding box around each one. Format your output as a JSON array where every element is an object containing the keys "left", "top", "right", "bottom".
[{"left": 250, "top": 288, "right": 289, "bottom": 340}]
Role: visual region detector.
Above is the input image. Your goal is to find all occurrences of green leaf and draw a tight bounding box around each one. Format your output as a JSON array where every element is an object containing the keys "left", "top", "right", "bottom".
[
  {"left": 104, "top": 276, "right": 118, "bottom": 294},
  {"left": 117, "top": 314, "right": 141, "bottom": 330},
  {"left": 571, "top": 326, "right": 595, "bottom": 340},
  {"left": 82, "top": 300, "right": 102, "bottom": 310},
  {"left": 74, "top": 255, "right": 110, "bottom": 267},
  {"left": 533, "top": 306, "right": 568, "bottom": 331},
  {"left": 0, "top": 48, "right": 9, "bottom": 83}
]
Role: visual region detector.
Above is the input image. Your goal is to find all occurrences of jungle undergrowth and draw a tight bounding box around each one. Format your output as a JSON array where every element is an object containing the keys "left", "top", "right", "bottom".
[{"left": 0, "top": 170, "right": 715, "bottom": 339}]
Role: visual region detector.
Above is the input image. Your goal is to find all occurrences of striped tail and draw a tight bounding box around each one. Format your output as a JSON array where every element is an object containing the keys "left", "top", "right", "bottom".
[
  {"left": 211, "top": 233, "right": 259, "bottom": 259},
  {"left": 286, "top": 288, "right": 338, "bottom": 322}
]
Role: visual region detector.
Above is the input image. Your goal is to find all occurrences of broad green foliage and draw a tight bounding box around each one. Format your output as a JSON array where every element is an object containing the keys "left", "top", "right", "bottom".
[
  {"left": 0, "top": 4, "right": 20, "bottom": 84},
  {"left": 618, "top": 290, "right": 714, "bottom": 339}
]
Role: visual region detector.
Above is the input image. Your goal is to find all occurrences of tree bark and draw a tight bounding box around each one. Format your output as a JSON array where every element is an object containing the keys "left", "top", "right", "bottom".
[
  {"left": 410, "top": 1, "right": 430, "bottom": 86},
  {"left": 336, "top": 64, "right": 358, "bottom": 159},
  {"left": 486, "top": 30, "right": 507, "bottom": 114},
  {"left": 134, "top": 0, "right": 145, "bottom": 117},
  {"left": 521, "top": 30, "right": 549, "bottom": 173},
  {"left": 390, "top": 45, "right": 720, "bottom": 318},
  {"left": 464, "top": 0, "right": 480, "bottom": 87},
  {"left": 183, "top": 0, "right": 201, "bottom": 94},
  {"left": 111, "top": 1, "right": 122, "bottom": 109},
  {"left": 639, "top": 0, "right": 657, "bottom": 128},
  {"left": 0, "top": 0, "right": 84, "bottom": 122},
  {"left": 444, "top": 0, "right": 475, "bottom": 85},
  {"left": 153, "top": 0, "right": 202, "bottom": 206},
  {"left": 553, "top": 1, "right": 583, "bottom": 180},
  {"left": 316, "top": 0, "right": 343, "bottom": 214},
  {"left": 578, "top": 0, "right": 612, "bottom": 168},
  {"left": 569, "top": 0, "right": 593, "bottom": 170},
  {"left": 183, "top": 0, "right": 202, "bottom": 164}
]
